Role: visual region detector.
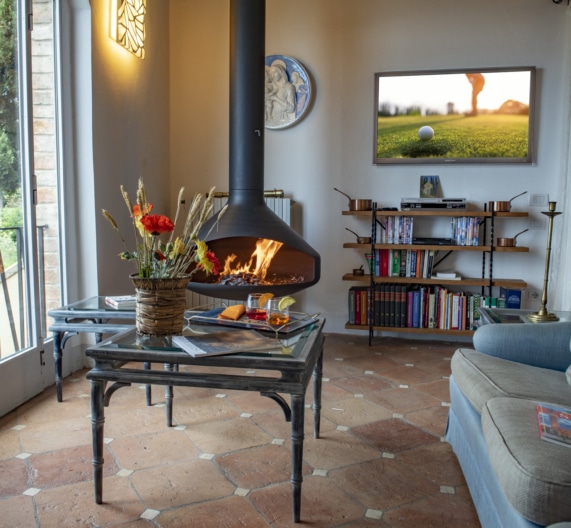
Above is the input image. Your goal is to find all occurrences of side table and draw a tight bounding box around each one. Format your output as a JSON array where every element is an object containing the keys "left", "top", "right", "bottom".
[
  {"left": 86, "top": 318, "right": 325, "bottom": 523},
  {"left": 48, "top": 296, "right": 135, "bottom": 402},
  {"left": 478, "top": 307, "right": 571, "bottom": 326}
]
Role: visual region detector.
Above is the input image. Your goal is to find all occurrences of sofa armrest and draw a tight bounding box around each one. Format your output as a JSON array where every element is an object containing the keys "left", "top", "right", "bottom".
[{"left": 472, "top": 322, "right": 571, "bottom": 372}]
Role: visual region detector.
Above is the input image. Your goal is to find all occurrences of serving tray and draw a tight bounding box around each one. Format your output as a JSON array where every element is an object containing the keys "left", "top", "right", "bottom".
[{"left": 185, "top": 308, "right": 319, "bottom": 335}]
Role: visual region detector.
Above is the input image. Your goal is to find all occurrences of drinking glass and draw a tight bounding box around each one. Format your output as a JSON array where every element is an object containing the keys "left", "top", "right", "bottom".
[
  {"left": 266, "top": 298, "right": 290, "bottom": 326},
  {"left": 246, "top": 293, "right": 268, "bottom": 321}
]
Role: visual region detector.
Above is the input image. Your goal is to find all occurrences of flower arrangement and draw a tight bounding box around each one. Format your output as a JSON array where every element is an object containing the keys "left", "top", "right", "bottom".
[{"left": 102, "top": 179, "right": 221, "bottom": 279}]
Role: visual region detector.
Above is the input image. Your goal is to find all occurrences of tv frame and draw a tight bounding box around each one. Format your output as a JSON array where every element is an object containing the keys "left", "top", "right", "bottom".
[{"left": 373, "top": 66, "right": 536, "bottom": 165}]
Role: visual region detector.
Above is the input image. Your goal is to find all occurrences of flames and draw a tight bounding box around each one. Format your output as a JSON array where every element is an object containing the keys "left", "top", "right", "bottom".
[{"left": 222, "top": 238, "right": 284, "bottom": 280}]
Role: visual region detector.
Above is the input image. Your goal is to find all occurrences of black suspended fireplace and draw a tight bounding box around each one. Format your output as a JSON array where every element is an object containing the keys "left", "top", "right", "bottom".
[{"left": 187, "top": 0, "right": 320, "bottom": 301}]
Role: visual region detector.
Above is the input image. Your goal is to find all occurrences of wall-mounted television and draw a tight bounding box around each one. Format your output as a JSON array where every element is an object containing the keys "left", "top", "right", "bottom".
[{"left": 373, "top": 66, "right": 536, "bottom": 165}]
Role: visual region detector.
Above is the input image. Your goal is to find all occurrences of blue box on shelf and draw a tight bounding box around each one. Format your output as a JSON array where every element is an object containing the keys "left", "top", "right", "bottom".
[{"left": 500, "top": 288, "right": 522, "bottom": 309}]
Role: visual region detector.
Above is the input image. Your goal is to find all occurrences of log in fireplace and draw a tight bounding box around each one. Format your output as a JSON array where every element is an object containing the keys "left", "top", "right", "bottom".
[{"left": 188, "top": 0, "right": 320, "bottom": 301}]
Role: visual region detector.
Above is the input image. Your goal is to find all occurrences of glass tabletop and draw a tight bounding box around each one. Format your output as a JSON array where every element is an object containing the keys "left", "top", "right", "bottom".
[
  {"left": 60, "top": 296, "right": 134, "bottom": 312},
  {"left": 95, "top": 321, "right": 318, "bottom": 361}
]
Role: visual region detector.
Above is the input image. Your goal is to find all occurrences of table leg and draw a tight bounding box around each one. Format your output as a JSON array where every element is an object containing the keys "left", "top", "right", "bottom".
[
  {"left": 313, "top": 346, "right": 323, "bottom": 439},
  {"left": 53, "top": 332, "right": 63, "bottom": 402},
  {"left": 290, "top": 394, "right": 305, "bottom": 523},
  {"left": 144, "top": 362, "right": 152, "bottom": 406},
  {"left": 90, "top": 379, "right": 105, "bottom": 504},
  {"left": 164, "top": 363, "right": 174, "bottom": 427}
]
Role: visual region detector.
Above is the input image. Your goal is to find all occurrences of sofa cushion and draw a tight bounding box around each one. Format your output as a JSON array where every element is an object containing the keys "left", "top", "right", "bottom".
[
  {"left": 482, "top": 397, "right": 571, "bottom": 526},
  {"left": 473, "top": 322, "right": 571, "bottom": 372},
  {"left": 451, "top": 349, "right": 571, "bottom": 414}
]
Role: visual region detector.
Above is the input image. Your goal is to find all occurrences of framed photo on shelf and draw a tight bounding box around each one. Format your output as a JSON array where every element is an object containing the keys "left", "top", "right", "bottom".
[{"left": 420, "top": 176, "right": 440, "bottom": 198}]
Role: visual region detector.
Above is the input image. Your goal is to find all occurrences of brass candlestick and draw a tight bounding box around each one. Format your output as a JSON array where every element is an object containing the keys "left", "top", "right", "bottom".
[{"left": 527, "top": 201, "right": 562, "bottom": 323}]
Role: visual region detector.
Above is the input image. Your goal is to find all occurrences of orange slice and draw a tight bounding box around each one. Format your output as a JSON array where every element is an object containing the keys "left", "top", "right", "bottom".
[{"left": 258, "top": 293, "right": 274, "bottom": 308}]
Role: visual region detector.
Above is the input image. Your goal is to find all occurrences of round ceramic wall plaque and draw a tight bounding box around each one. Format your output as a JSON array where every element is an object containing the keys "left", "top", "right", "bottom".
[{"left": 265, "top": 55, "right": 312, "bottom": 130}]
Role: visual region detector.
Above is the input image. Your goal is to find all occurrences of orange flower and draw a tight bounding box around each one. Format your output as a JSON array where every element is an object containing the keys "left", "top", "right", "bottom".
[
  {"left": 132, "top": 203, "right": 153, "bottom": 218},
  {"left": 140, "top": 214, "right": 175, "bottom": 235}
]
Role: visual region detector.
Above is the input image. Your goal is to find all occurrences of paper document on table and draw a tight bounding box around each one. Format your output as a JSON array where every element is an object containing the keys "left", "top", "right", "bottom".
[{"left": 172, "top": 329, "right": 279, "bottom": 357}]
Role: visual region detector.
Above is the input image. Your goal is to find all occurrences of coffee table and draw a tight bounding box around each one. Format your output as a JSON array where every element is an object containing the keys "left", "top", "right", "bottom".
[
  {"left": 48, "top": 297, "right": 135, "bottom": 402},
  {"left": 86, "top": 318, "right": 325, "bottom": 523}
]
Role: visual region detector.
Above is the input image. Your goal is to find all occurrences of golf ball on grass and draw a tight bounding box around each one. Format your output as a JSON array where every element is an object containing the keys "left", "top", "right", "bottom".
[{"left": 418, "top": 126, "right": 434, "bottom": 141}]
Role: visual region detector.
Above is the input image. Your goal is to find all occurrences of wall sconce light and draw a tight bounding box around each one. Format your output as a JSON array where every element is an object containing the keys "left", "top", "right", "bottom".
[{"left": 110, "top": 0, "right": 146, "bottom": 59}]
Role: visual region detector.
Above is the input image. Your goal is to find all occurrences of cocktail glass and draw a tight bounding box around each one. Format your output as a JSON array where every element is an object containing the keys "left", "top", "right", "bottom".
[
  {"left": 266, "top": 298, "right": 290, "bottom": 326},
  {"left": 246, "top": 294, "right": 268, "bottom": 321}
]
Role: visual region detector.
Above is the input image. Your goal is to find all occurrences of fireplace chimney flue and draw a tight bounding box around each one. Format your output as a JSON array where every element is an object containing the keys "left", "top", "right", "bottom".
[{"left": 188, "top": 0, "right": 321, "bottom": 301}]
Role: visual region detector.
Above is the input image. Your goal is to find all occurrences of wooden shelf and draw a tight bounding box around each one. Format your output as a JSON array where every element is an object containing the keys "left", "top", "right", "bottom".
[
  {"left": 342, "top": 273, "right": 527, "bottom": 289},
  {"left": 343, "top": 242, "right": 529, "bottom": 252},
  {"left": 344, "top": 323, "right": 474, "bottom": 336},
  {"left": 342, "top": 210, "right": 528, "bottom": 218},
  {"left": 343, "top": 273, "right": 371, "bottom": 282},
  {"left": 374, "top": 243, "right": 528, "bottom": 252}
]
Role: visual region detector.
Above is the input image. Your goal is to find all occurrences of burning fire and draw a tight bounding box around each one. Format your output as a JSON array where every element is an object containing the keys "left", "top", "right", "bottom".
[{"left": 222, "top": 238, "right": 284, "bottom": 281}]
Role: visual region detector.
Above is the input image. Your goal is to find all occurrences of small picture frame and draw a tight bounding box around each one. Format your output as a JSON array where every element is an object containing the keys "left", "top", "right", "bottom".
[{"left": 420, "top": 176, "right": 440, "bottom": 198}]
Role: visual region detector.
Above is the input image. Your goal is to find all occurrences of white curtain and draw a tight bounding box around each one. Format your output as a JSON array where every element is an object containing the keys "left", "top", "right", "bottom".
[{"left": 551, "top": 7, "right": 571, "bottom": 312}]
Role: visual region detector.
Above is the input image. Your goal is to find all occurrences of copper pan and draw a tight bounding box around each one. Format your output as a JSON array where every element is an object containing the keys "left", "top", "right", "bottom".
[
  {"left": 334, "top": 188, "right": 372, "bottom": 211},
  {"left": 345, "top": 228, "right": 371, "bottom": 244},
  {"left": 489, "top": 191, "right": 527, "bottom": 212},
  {"left": 497, "top": 229, "right": 529, "bottom": 247}
]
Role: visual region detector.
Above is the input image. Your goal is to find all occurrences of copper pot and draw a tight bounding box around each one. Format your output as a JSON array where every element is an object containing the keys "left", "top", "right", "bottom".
[
  {"left": 345, "top": 228, "right": 371, "bottom": 244},
  {"left": 334, "top": 188, "right": 372, "bottom": 211},
  {"left": 489, "top": 191, "right": 528, "bottom": 212},
  {"left": 497, "top": 229, "right": 529, "bottom": 247}
]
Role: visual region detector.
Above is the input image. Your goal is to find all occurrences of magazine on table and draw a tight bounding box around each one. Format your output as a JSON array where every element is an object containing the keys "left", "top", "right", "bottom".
[
  {"left": 536, "top": 402, "right": 571, "bottom": 448},
  {"left": 172, "top": 329, "right": 279, "bottom": 358}
]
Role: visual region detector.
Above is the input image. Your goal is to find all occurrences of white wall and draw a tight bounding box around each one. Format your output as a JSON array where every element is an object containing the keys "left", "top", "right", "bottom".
[
  {"left": 90, "top": 0, "right": 171, "bottom": 297},
  {"left": 166, "top": 0, "right": 571, "bottom": 334}
]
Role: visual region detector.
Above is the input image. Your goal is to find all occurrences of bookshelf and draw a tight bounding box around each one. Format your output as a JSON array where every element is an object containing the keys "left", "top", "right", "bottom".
[{"left": 342, "top": 207, "right": 529, "bottom": 340}]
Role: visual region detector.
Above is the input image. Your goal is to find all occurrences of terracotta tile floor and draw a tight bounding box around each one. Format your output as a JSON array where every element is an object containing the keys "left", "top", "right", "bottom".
[{"left": 0, "top": 333, "right": 481, "bottom": 527}]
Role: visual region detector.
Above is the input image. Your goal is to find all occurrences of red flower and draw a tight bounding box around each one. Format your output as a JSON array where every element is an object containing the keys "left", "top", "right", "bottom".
[
  {"left": 207, "top": 251, "right": 221, "bottom": 275},
  {"left": 196, "top": 250, "right": 221, "bottom": 275},
  {"left": 154, "top": 250, "right": 166, "bottom": 261},
  {"left": 140, "top": 214, "right": 175, "bottom": 235}
]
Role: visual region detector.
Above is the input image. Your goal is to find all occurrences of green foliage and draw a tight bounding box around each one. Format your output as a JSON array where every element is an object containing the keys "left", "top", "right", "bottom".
[
  {"left": 376, "top": 114, "right": 529, "bottom": 159},
  {"left": 0, "top": 229, "right": 17, "bottom": 267},
  {"left": 0, "top": 190, "right": 21, "bottom": 264},
  {"left": 0, "top": 0, "right": 20, "bottom": 198},
  {"left": 2, "top": 189, "right": 21, "bottom": 224},
  {"left": 0, "top": 128, "right": 18, "bottom": 194}
]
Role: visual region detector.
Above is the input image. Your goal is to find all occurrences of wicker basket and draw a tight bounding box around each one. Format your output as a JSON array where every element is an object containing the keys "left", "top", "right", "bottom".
[{"left": 130, "top": 275, "right": 189, "bottom": 336}]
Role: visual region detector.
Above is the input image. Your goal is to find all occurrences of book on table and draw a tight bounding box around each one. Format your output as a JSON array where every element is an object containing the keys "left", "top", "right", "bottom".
[
  {"left": 105, "top": 295, "right": 136, "bottom": 309},
  {"left": 536, "top": 402, "right": 571, "bottom": 448},
  {"left": 172, "top": 328, "right": 279, "bottom": 358}
]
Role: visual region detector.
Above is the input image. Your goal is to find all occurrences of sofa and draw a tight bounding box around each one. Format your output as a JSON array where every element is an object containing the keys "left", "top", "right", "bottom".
[{"left": 446, "top": 321, "right": 571, "bottom": 528}]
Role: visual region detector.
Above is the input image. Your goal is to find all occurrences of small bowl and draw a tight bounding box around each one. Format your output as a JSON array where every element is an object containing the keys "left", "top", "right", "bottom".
[{"left": 353, "top": 268, "right": 365, "bottom": 276}]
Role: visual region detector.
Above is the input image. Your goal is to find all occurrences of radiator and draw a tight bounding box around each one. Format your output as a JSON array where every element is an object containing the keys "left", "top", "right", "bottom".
[{"left": 188, "top": 197, "right": 292, "bottom": 310}]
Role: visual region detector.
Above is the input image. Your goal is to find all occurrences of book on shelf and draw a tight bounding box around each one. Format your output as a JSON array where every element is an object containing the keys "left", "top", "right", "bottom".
[
  {"left": 347, "top": 282, "right": 483, "bottom": 331},
  {"left": 105, "top": 295, "right": 136, "bottom": 309},
  {"left": 433, "top": 271, "right": 461, "bottom": 280},
  {"left": 172, "top": 329, "right": 278, "bottom": 358},
  {"left": 536, "top": 402, "right": 571, "bottom": 448}
]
